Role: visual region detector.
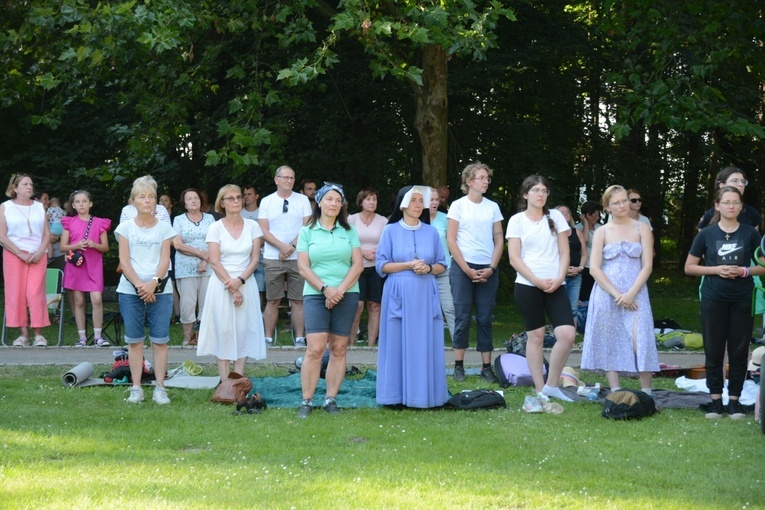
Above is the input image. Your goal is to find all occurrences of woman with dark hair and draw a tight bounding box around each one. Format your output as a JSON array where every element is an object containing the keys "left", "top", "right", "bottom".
[
  {"left": 0, "top": 173, "right": 51, "bottom": 347},
  {"left": 581, "top": 185, "right": 658, "bottom": 395},
  {"left": 348, "top": 187, "right": 388, "bottom": 346},
  {"left": 507, "top": 175, "right": 576, "bottom": 402},
  {"left": 554, "top": 205, "right": 587, "bottom": 329},
  {"left": 377, "top": 186, "right": 448, "bottom": 408},
  {"left": 296, "top": 183, "right": 363, "bottom": 418},
  {"left": 197, "top": 185, "right": 266, "bottom": 380},
  {"left": 575, "top": 200, "right": 602, "bottom": 302},
  {"left": 686, "top": 186, "right": 765, "bottom": 419},
  {"left": 172, "top": 188, "right": 215, "bottom": 346},
  {"left": 446, "top": 162, "right": 504, "bottom": 383},
  {"left": 698, "top": 166, "right": 761, "bottom": 230}
]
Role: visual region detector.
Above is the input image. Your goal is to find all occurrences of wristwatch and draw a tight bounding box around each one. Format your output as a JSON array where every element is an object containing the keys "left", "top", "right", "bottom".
[
  {"left": 151, "top": 276, "right": 161, "bottom": 284},
  {"left": 238, "top": 276, "right": 246, "bottom": 285}
]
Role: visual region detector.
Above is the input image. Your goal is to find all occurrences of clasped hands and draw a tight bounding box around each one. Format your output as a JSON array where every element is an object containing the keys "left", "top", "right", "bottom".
[
  {"left": 224, "top": 278, "right": 244, "bottom": 307},
  {"left": 409, "top": 259, "right": 432, "bottom": 276},
  {"left": 717, "top": 265, "right": 744, "bottom": 279},
  {"left": 323, "top": 286, "right": 344, "bottom": 310}
]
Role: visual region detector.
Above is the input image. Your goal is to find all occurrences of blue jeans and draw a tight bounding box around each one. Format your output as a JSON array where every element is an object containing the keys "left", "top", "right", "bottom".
[
  {"left": 564, "top": 274, "right": 582, "bottom": 317},
  {"left": 119, "top": 293, "right": 173, "bottom": 344},
  {"left": 449, "top": 263, "right": 498, "bottom": 352}
]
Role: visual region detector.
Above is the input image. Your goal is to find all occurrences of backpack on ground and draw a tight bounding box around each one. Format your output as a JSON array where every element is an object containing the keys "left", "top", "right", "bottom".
[
  {"left": 494, "top": 352, "right": 547, "bottom": 388},
  {"left": 602, "top": 389, "right": 657, "bottom": 420},
  {"left": 445, "top": 389, "right": 506, "bottom": 410}
]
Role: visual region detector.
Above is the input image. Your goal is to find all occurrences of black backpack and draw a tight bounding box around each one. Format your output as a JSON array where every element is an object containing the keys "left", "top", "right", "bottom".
[
  {"left": 602, "top": 389, "right": 657, "bottom": 420},
  {"left": 445, "top": 389, "right": 506, "bottom": 410}
]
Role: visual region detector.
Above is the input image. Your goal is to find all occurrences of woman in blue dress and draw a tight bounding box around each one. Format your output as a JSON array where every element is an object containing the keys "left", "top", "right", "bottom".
[{"left": 376, "top": 186, "right": 449, "bottom": 408}]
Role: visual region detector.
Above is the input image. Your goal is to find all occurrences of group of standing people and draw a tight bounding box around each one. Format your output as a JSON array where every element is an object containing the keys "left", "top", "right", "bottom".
[{"left": 2, "top": 163, "right": 761, "bottom": 419}]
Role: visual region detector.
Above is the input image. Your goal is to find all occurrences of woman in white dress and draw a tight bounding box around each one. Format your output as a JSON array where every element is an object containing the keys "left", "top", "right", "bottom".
[{"left": 197, "top": 184, "right": 266, "bottom": 379}]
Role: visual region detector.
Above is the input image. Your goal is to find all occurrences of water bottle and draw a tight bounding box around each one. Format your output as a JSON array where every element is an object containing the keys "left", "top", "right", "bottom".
[{"left": 587, "top": 383, "right": 601, "bottom": 401}]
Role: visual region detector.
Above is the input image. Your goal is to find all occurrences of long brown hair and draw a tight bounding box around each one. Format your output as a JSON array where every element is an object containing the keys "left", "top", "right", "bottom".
[{"left": 517, "top": 175, "right": 557, "bottom": 235}]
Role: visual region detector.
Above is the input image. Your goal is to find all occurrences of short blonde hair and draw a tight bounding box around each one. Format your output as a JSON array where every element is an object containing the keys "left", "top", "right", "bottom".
[
  {"left": 129, "top": 175, "right": 158, "bottom": 204},
  {"left": 460, "top": 162, "right": 493, "bottom": 194},
  {"left": 5, "top": 173, "right": 32, "bottom": 199},
  {"left": 215, "top": 184, "right": 241, "bottom": 215}
]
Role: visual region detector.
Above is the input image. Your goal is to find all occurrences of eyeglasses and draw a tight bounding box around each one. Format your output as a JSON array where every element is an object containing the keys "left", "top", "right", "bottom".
[
  {"left": 473, "top": 176, "right": 492, "bottom": 183},
  {"left": 277, "top": 175, "right": 295, "bottom": 181},
  {"left": 223, "top": 195, "right": 242, "bottom": 202},
  {"left": 719, "top": 201, "right": 742, "bottom": 207},
  {"left": 630, "top": 198, "right": 642, "bottom": 203},
  {"left": 283, "top": 199, "right": 289, "bottom": 213},
  {"left": 727, "top": 178, "right": 748, "bottom": 186},
  {"left": 529, "top": 188, "right": 549, "bottom": 195}
]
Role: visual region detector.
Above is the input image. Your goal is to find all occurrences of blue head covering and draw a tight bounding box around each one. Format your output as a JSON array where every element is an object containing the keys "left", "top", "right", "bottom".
[{"left": 315, "top": 182, "right": 346, "bottom": 205}]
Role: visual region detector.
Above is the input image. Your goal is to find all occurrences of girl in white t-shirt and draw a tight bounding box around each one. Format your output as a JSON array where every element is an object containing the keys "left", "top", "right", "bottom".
[{"left": 506, "top": 175, "right": 576, "bottom": 402}]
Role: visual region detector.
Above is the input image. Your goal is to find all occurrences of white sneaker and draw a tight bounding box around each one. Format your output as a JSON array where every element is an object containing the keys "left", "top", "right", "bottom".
[
  {"left": 12, "top": 336, "right": 29, "bottom": 347},
  {"left": 294, "top": 336, "right": 306, "bottom": 347},
  {"left": 265, "top": 337, "right": 273, "bottom": 345},
  {"left": 152, "top": 386, "right": 171, "bottom": 405},
  {"left": 33, "top": 336, "right": 47, "bottom": 347},
  {"left": 126, "top": 386, "right": 144, "bottom": 404}
]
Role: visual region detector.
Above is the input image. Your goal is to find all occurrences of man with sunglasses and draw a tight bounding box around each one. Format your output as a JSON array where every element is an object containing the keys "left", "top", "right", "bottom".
[
  {"left": 258, "top": 166, "right": 312, "bottom": 346},
  {"left": 627, "top": 189, "right": 653, "bottom": 230}
]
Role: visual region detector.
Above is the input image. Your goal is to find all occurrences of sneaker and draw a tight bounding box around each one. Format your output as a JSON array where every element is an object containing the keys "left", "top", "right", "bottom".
[
  {"left": 94, "top": 337, "right": 110, "bottom": 347},
  {"left": 727, "top": 399, "right": 746, "bottom": 420},
  {"left": 700, "top": 399, "right": 724, "bottom": 419},
  {"left": 12, "top": 336, "right": 29, "bottom": 347},
  {"left": 480, "top": 367, "right": 498, "bottom": 384},
  {"left": 322, "top": 399, "right": 341, "bottom": 415},
  {"left": 74, "top": 338, "right": 88, "bottom": 347},
  {"left": 265, "top": 337, "right": 273, "bottom": 346},
  {"left": 453, "top": 366, "right": 466, "bottom": 382},
  {"left": 126, "top": 386, "right": 144, "bottom": 404},
  {"left": 297, "top": 403, "right": 312, "bottom": 419},
  {"left": 33, "top": 336, "right": 47, "bottom": 347},
  {"left": 152, "top": 386, "right": 171, "bottom": 405},
  {"left": 523, "top": 395, "right": 544, "bottom": 413},
  {"left": 294, "top": 336, "right": 306, "bottom": 347}
]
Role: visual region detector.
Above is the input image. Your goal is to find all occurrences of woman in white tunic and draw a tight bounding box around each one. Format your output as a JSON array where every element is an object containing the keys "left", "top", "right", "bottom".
[{"left": 197, "top": 184, "right": 266, "bottom": 379}]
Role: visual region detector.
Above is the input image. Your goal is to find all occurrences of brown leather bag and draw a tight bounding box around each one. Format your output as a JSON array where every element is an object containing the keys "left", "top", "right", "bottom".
[{"left": 210, "top": 372, "right": 253, "bottom": 404}]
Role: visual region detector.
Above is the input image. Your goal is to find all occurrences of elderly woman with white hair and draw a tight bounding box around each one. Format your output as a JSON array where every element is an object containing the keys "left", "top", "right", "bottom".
[
  {"left": 115, "top": 175, "right": 176, "bottom": 405},
  {"left": 376, "top": 185, "right": 448, "bottom": 409}
]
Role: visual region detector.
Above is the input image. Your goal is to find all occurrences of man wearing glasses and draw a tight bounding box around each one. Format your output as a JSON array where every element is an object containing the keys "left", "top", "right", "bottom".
[{"left": 258, "top": 166, "right": 312, "bottom": 346}]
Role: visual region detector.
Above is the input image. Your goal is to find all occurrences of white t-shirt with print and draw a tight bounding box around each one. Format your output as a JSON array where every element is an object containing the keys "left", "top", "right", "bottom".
[{"left": 115, "top": 219, "right": 176, "bottom": 295}]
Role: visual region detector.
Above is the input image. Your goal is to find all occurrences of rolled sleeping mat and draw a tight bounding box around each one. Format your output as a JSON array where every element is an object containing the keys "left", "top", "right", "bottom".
[{"left": 61, "top": 362, "right": 94, "bottom": 387}]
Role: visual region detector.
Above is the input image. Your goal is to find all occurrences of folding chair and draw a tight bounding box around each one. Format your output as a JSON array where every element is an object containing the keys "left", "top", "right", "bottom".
[{"left": 1, "top": 268, "right": 65, "bottom": 346}]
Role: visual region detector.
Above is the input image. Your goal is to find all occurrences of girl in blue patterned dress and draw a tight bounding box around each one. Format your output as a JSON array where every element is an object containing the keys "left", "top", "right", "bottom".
[{"left": 581, "top": 185, "right": 659, "bottom": 394}]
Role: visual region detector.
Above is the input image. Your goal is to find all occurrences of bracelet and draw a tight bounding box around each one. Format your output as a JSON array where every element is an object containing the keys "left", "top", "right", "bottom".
[
  {"left": 320, "top": 284, "right": 327, "bottom": 294},
  {"left": 427, "top": 264, "right": 433, "bottom": 274},
  {"left": 238, "top": 276, "right": 246, "bottom": 285},
  {"left": 742, "top": 266, "right": 750, "bottom": 278}
]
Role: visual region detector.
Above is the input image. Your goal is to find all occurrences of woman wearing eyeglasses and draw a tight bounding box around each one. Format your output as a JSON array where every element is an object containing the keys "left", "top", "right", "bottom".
[
  {"left": 627, "top": 189, "right": 653, "bottom": 230},
  {"left": 581, "top": 185, "right": 658, "bottom": 396},
  {"left": 698, "top": 166, "right": 761, "bottom": 230},
  {"left": 447, "top": 162, "right": 504, "bottom": 384},
  {"left": 507, "top": 175, "right": 576, "bottom": 402},
  {"left": 685, "top": 186, "right": 765, "bottom": 419},
  {"left": 0, "top": 173, "right": 51, "bottom": 347},
  {"left": 197, "top": 185, "right": 266, "bottom": 381}
]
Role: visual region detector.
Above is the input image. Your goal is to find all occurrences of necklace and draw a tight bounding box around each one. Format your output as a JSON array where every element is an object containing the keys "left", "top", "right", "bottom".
[
  {"left": 14, "top": 202, "right": 33, "bottom": 235},
  {"left": 186, "top": 212, "right": 203, "bottom": 226},
  {"left": 719, "top": 224, "right": 739, "bottom": 241}
]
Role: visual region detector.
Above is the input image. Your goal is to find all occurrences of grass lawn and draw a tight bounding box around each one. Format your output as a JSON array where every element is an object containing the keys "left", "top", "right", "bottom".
[{"left": 1, "top": 267, "right": 763, "bottom": 509}]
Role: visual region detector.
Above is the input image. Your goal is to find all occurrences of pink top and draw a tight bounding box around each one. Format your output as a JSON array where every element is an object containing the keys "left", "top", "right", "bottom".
[
  {"left": 61, "top": 216, "right": 112, "bottom": 292},
  {"left": 348, "top": 213, "right": 388, "bottom": 268}
]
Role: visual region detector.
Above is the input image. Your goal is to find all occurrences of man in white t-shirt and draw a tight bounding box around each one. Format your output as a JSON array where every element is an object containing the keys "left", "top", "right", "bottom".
[{"left": 258, "top": 166, "right": 312, "bottom": 346}]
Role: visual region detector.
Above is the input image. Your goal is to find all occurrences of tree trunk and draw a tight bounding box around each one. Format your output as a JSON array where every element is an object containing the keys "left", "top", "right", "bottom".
[
  {"left": 677, "top": 134, "right": 704, "bottom": 271},
  {"left": 413, "top": 44, "right": 448, "bottom": 186}
]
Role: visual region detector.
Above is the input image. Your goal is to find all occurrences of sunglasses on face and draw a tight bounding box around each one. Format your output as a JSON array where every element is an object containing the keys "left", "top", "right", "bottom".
[{"left": 630, "top": 198, "right": 642, "bottom": 203}]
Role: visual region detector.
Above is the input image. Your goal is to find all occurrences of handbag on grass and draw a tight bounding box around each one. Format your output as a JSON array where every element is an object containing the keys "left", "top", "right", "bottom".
[
  {"left": 211, "top": 372, "right": 253, "bottom": 404},
  {"left": 65, "top": 216, "right": 93, "bottom": 267}
]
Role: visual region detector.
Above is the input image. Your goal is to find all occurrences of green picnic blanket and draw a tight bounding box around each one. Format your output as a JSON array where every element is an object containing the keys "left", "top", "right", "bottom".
[{"left": 249, "top": 370, "right": 379, "bottom": 409}]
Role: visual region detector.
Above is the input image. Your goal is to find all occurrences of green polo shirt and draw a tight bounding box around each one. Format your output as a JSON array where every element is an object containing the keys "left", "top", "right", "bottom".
[{"left": 297, "top": 222, "right": 361, "bottom": 296}]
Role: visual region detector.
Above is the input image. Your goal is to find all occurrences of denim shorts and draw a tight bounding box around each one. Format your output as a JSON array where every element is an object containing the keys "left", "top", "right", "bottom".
[
  {"left": 118, "top": 292, "right": 173, "bottom": 344},
  {"left": 253, "top": 263, "right": 266, "bottom": 293},
  {"left": 303, "top": 293, "right": 360, "bottom": 337}
]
